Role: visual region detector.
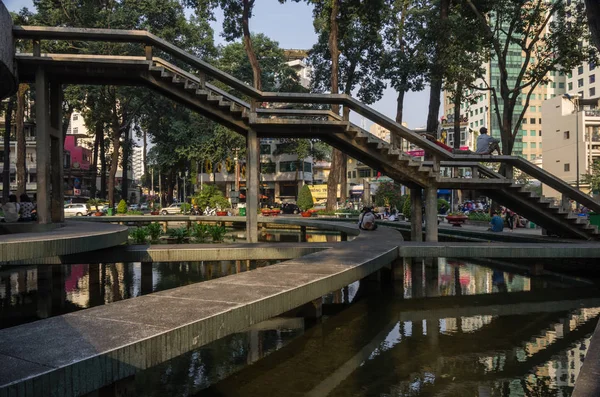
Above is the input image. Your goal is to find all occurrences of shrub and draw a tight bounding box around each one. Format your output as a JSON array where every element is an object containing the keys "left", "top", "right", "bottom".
[
  {"left": 167, "top": 227, "right": 189, "bottom": 244},
  {"left": 129, "top": 227, "right": 149, "bottom": 244},
  {"left": 373, "top": 182, "right": 405, "bottom": 209},
  {"left": 316, "top": 210, "right": 337, "bottom": 216},
  {"left": 437, "top": 199, "right": 449, "bottom": 214},
  {"left": 335, "top": 209, "right": 360, "bottom": 216},
  {"left": 180, "top": 203, "right": 192, "bottom": 213},
  {"left": 191, "top": 223, "right": 210, "bottom": 243},
  {"left": 126, "top": 210, "right": 144, "bottom": 215},
  {"left": 117, "top": 199, "right": 127, "bottom": 214},
  {"left": 402, "top": 194, "right": 411, "bottom": 219},
  {"left": 194, "top": 185, "right": 230, "bottom": 209},
  {"left": 208, "top": 224, "right": 227, "bottom": 242},
  {"left": 87, "top": 198, "right": 101, "bottom": 212},
  {"left": 211, "top": 195, "right": 231, "bottom": 210},
  {"left": 468, "top": 212, "right": 491, "bottom": 221},
  {"left": 297, "top": 185, "right": 314, "bottom": 212},
  {"left": 147, "top": 222, "right": 162, "bottom": 242}
]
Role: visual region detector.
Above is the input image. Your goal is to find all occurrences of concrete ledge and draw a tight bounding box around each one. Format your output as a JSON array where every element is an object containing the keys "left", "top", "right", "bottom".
[
  {"left": 573, "top": 320, "right": 600, "bottom": 397},
  {"left": 0, "top": 222, "right": 128, "bottom": 263},
  {"left": 0, "top": 221, "right": 399, "bottom": 395},
  {"left": 0, "top": 223, "right": 60, "bottom": 235},
  {"left": 0, "top": 3, "right": 16, "bottom": 100},
  {"left": 15, "top": 242, "right": 332, "bottom": 265}
]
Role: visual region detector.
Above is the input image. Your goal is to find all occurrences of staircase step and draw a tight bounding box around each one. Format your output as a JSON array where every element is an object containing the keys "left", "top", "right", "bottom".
[
  {"left": 195, "top": 89, "right": 210, "bottom": 97},
  {"left": 230, "top": 104, "right": 244, "bottom": 114},
  {"left": 207, "top": 94, "right": 222, "bottom": 102},
  {"left": 160, "top": 70, "right": 174, "bottom": 79},
  {"left": 184, "top": 81, "right": 198, "bottom": 91}
]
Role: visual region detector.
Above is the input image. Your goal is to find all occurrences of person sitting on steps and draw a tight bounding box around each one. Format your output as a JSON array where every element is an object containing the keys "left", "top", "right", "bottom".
[{"left": 475, "top": 127, "right": 501, "bottom": 155}]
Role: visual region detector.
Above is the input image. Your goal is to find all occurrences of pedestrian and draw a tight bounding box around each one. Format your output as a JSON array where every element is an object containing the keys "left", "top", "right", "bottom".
[
  {"left": 475, "top": 127, "right": 501, "bottom": 155},
  {"left": 489, "top": 211, "right": 504, "bottom": 232},
  {"left": 358, "top": 206, "right": 377, "bottom": 231},
  {"left": 1, "top": 194, "right": 20, "bottom": 223},
  {"left": 19, "top": 193, "right": 35, "bottom": 222},
  {"left": 505, "top": 209, "right": 514, "bottom": 231}
]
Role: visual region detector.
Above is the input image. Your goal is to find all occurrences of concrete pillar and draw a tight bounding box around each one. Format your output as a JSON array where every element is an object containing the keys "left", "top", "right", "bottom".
[
  {"left": 340, "top": 231, "right": 348, "bottom": 241},
  {"left": 411, "top": 258, "right": 424, "bottom": 298},
  {"left": 424, "top": 258, "right": 439, "bottom": 297},
  {"left": 410, "top": 187, "right": 423, "bottom": 242},
  {"left": 141, "top": 262, "right": 153, "bottom": 295},
  {"left": 49, "top": 81, "right": 64, "bottom": 223},
  {"left": 36, "top": 68, "right": 51, "bottom": 224},
  {"left": 392, "top": 258, "right": 405, "bottom": 298},
  {"left": 36, "top": 265, "right": 52, "bottom": 319},
  {"left": 426, "top": 318, "right": 439, "bottom": 347},
  {"left": 300, "top": 225, "right": 307, "bottom": 242},
  {"left": 246, "top": 129, "right": 259, "bottom": 243},
  {"left": 425, "top": 187, "right": 438, "bottom": 242},
  {"left": 88, "top": 264, "right": 102, "bottom": 307},
  {"left": 248, "top": 329, "right": 260, "bottom": 364}
]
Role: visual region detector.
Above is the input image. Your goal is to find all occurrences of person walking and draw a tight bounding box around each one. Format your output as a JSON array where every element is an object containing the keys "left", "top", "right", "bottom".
[{"left": 476, "top": 127, "right": 501, "bottom": 155}]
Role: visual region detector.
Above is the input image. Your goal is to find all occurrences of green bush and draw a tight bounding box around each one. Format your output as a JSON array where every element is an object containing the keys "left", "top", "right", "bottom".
[
  {"left": 191, "top": 223, "right": 210, "bottom": 243},
  {"left": 402, "top": 194, "right": 411, "bottom": 219},
  {"left": 167, "top": 227, "right": 189, "bottom": 244},
  {"left": 117, "top": 199, "right": 127, "bottom": 214},
  {"left": 87, "top": 198, "right": 101, "bottom": 212},
  {"left": 126, "top": 210, "right": 144, "bottom": 215},
  {"left": 437, "top": 199, "right": 449, "bottom": 214},
  {"left": 297, "top": 185, "right": 314, "bottom": 212},
  {"left": 335, "top": 209, "right": 360, "bottom": 216},
  {"left": 373, "top": 182, "right": 405, "bottom": 209},
  {"left": 194, "top": 185, "right": 230, "bottom": 209},
  {"left": 211, "top": 195, "right": 231, "bottom": 210},
  {"left": 129, "top": 227, "right": 149, "bottom": 244},
  {"left": 208, "top": 224, "right": 227, "bottom": 242},
  {"left": 468, "top": 212, "right": 492, "bottom": 221},
  {"left": 180, "top": 203, "right": 192, "bottom": 213},
  {"left": 147, "top": 222, "right": 162, "bottom": 242}
]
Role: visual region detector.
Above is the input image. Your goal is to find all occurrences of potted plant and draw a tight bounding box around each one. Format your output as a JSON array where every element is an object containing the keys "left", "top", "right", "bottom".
[
  {"left": 297, "top": 185, "right": 314, "bottom": 217},
  {"left": 88, "top": 198, "right": 104, "bottom": 216},
  {"left": 212, "top": 196, "right": 231, "bottom": 216},
  {"left": 150, "top": 204, "right": 161, "bottom": 215},
  {"left": 446, "top": 212, "right": 468, "bottom": 227},
  {"left": 117, "top": 199, "right": 128, "bottom": 215}
]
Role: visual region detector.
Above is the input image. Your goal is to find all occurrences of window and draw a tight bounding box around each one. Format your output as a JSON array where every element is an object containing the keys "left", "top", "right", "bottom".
[
  {"left": 591, "top": 87, "right": 596, "bottom": 98},
  {"left": 279, "top": 161, "right": 299, "bottom": 172},
  {"left": 73, "top": 127, "right": 78, "bottom": 134},
  {"left": 72, "top": 114, "right": 78, "bottom": 121},
  {"left": 539, "top": 130, "right": 542, "bottom": 136},
  {"left": 578, "top": 78, "right": 584, "bottom": 87},
  {"left": 530, "top": 106, "right": 537, "bottom": 112},
  {"left": 564, "top": 131, "right": 570, "bottom": 139},
  {"left": 260, "top": 144, "right": 271, "bottom": 155},
  {"left": 348, "top": 171, "right": 352, "bottom": 179},
  {"left": 358, "top": 169, "right": 371, "bottom": 178},
  {"left": 531, "top": 143, "right": 537, "bottom": 149},
  {"left": 530, "top": 130, "right": 536, "bottom": 136},
  {"left": 304, "top": 162, "right": 312, "bottom": 173},
  {"left": 591, "top": 75, "right": 596, "bottom": 84},
  {"left": 568, "top": 82, "right": 573, "bottom": 91},
  {"left": 260, "top": 162, "right": 276, "bottom": 174},
  {"left": 530, "top": 118, "right": 536, "bottom": 124},
  {"left": 352, "top": 171, "right": 357, "bottom": 178},
  {"left": 523, "top": 142, "right": 528, "bottom": 149},
  {"left": 522, "top": 118, "right": 527, "bottom": 124},
  {"left": 539, "top": 142, "right": 542, "bottom": 148},
  {"left": 591, "top": 62, "right": 596, "bottom": 71},
  {"left": 552, "top": 82, "right": 557, "bottom": 89},
  {"left": 475, "top": 108, "right": 478, "bottom": 115},
  {"left": 539, "top": 118, "right": 542, "bottom": 124},
  {"left": 559, "top": 82, "right": 565, "bottom": 89},
  {"left": 578, "top": 65, "right": 584, "bottom": 75},
  {"left": 564, "top": 163, "right": 570, "bottom": 172}
]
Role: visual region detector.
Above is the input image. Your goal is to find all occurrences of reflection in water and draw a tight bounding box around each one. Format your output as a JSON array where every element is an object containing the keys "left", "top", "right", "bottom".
[
  {"left": 0, "top": 260, "right": 279, "bottom": 329},
  {"left": 4, "top": 257, "right": 598, "bottom": 397}
]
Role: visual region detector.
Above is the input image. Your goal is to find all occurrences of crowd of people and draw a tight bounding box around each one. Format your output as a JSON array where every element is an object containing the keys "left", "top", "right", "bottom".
[{"left": 0, "top": 194, "right": 37, "bottom": 223}]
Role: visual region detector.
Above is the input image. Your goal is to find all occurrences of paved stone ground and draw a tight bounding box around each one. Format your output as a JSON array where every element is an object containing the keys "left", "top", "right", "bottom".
[
  {"left": 0, "top": 222, "right": 128, "bottom": 263},
  {"left": 0, "top": 220, "right": 400, "bottom": 396}
]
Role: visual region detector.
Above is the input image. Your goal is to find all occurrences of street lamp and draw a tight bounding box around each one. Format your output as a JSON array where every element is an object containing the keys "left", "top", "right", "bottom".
[{"left": 564, "top": 94, "right": 581, "bottom": 191}]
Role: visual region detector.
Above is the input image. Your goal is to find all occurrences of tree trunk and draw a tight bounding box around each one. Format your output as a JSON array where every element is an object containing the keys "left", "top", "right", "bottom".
[
  {"left": 3, "top": 99, "right": 13, "bottom": 203},
  {"left": 326, "top": 0, "right": 341, "bottom": 211},
  {"left": 142, "top": 128, "right": 147, "bottom": 181},
  {"left": 394, "top": 89, "right": 406, "bottom": 149},
  {"left": 453, "top": 83, "right": 463, "bottom": 150},
  {"left": 242, "top": 0, "right": 261, "bottom": 90},
  {"left": 121, "top": 137, "right": 129, "bottom": 202},
  {"left": 108, "top": 111, "right": 121, "bottom": 208},
  {"left": 586, "top": 0, "right": 600, "bottom": 52},
  {"left": 16, "top": 84, "right": 28, "bottom": 197},
  {"left": 90, "top": 121, "right": 101, "bottom": 198},
  {"left": 426, "top": 0, "right": 451, "bottom": 136},
  {"left": 100, "top": 128, "right": 107, "bottom": 199}
]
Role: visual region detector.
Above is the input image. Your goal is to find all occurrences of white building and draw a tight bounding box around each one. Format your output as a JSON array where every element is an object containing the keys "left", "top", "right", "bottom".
[
  {"left": 541, "top": 95, "right": 600, "bottom": 199},
  {"left": 566, "top": 62, "right": 599, "bottom": 100},
  {"left": 131, "top": 146, "right": 145, "bottom": 182}
]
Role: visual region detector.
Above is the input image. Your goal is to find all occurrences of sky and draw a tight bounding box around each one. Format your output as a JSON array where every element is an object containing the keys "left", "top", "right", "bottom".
[{"left": 4, "top": 0, "right": 433, "bottom": 130}]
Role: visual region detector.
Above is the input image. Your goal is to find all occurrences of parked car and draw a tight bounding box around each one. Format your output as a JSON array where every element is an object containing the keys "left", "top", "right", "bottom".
[
  {"left": 64, "top": 203, "right": 90, "bottom": 217},
  {"left": 161, "top": 203, "right": 183, "bottom": 215},
  {"left": 128, "top": 204, "right": 140, "bottom": 211},
  {"left": 140, "top": 203, "right": 149, "bottom": 210},
  {"left": 280, "top": 203, "right": 300, "bottom": 214}
]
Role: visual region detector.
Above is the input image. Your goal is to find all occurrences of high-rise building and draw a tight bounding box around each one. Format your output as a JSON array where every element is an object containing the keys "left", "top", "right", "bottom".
[
  {"left": 131, "top": 146, "right": 145, "bottom": 182},
  {"left": 566, "top": 62, "right": 599, "bottom": 100}
]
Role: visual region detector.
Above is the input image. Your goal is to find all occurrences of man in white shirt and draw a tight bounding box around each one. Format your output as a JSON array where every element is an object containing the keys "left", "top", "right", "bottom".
[{"left": 475, "top": 127, "right": 501, "bottom": 154}]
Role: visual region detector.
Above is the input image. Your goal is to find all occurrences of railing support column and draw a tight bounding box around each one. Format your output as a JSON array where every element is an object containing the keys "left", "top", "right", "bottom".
[
  {"left": 35, "top": 68, "right": 51, "bottom": 224},
  {"left": 561, "top": 194, "right": 571, "bottom": 213},
  {"left": 246, "top": 128, "right": 259, "bottom": 243},
  {"left": 144, "top": 45, "right": 153, "bottom": 60},
  {"left": 425, "top": 187, "right": 438, "bottom": 242},
  {"left": 410, "top": 187, "right": 423, "bottom": 242},
  {"left": 50, "top": 80, "right": 64, "bottom": 223}
]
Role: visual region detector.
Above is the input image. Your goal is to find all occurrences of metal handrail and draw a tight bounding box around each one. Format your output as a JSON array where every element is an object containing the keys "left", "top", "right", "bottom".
[{"left": 12, "top": 25, "right": 600, "bottom": 213}]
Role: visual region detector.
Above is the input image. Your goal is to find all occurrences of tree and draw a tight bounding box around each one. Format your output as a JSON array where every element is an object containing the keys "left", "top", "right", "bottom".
[
  {"left": 582, "top": 160, "right": 600, "bottom": 194},
  {"left": 297, "top": 184, "right": 314, "bottom": 212},
  {"left": 586, "top": 0, "right": 600, "bottom": 51},
  {"left": 382, "top": 0, "right": 429, "bottom": 147},
  {"left": 466, "top": 0, "right": 597, "bottom": 158}
]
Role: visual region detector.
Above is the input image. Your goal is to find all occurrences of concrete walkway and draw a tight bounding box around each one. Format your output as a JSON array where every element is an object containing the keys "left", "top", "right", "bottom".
[
  {"left": 0, "top": 222, "right": 128, "bottom": 263},
  {"left": 0, "top": 220, "right": 399, "bottom": 396}
]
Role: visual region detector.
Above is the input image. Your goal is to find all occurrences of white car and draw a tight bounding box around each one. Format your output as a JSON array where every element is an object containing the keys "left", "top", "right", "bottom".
[
  {"left": 64, "top": 203, "right": 89, "bottom": 216},
  {"left": 161, "top": 203, "right": 183, "bottom": 215},
  {"left": 128, "top": 204, "right": 140, "bottom": 211}
]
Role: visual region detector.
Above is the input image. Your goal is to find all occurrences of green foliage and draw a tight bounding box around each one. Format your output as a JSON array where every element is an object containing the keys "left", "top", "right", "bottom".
[
  {"left": 129, "top": 227, "right": 149, "bottom": 245},
  {"left": 126, "top": 210, "right": 144, "bottom": 215},
  {"left": 208, "top": 225, "right": 227, "bottom": 243},
  {"left": 212, "top": 195, "right": 231, "bottom": 210},
  {"left": 191, "top": 223, "right": 211, "bottom": 243},
  {"left": 117, "top": 199, "right": 127, "bottom": 214},
  {"left": 373, "top": 182, "right": 404, "bottom": 209},
  {"left": 582, "top": 161, "right": 600, "bottom": 193},
  {"left": 402, "top": 194, "right": 411, "bottom": 219},
  {"left": 437, "top": 199, "right": 449, "bottom": 214},
  {"left": 337, "top": 209, "right": 360, "bottom": 216},
  {"left": 468, "top": 212, "right": 491, "bottom": 221},
  {"left": 147, "top": 222, "right": 163, "bottom": 242},
  {"left": 297, "top": 185, "right": 314, "bottom": 211},
  {"left": 180, "top": 203, "right": 192, "bottom": 213},
  {"left": 167, "top": 227, "right": 189, "bottom": 244},
  {"left": 87, "top": 198, "right": 101, "bottom": 211},
  {"left": 194, "top": 185, "right": 230, "bottom": 209}
]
